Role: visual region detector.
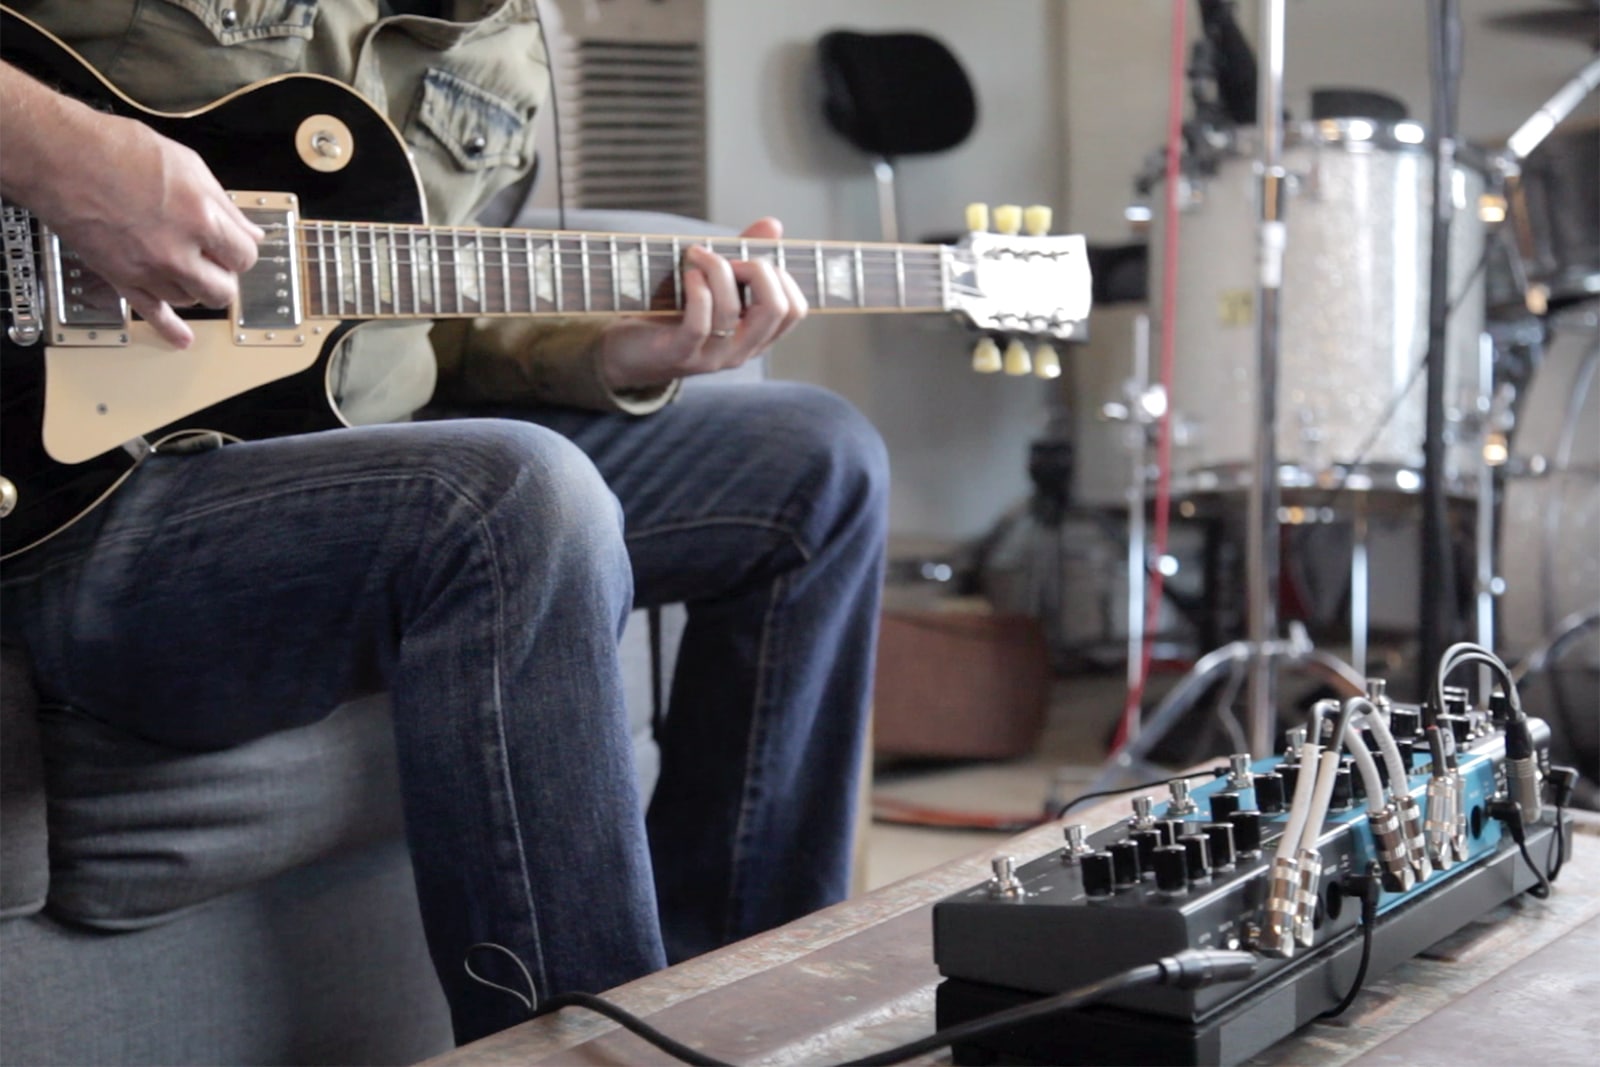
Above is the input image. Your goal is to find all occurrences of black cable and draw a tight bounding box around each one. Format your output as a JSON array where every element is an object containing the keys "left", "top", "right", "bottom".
[
  {"left": 526, "top": 950, "right": 1256, "bottom": 1067},
  {"left": 1055, "top": 769, "right": 1221, "bottom": 819},
  {"left": 1487, "top": 798, "right": 1552, "bottom": 899},
  {"left": 1319, "top": 866, "right": 1382, "bottom": 1020},
  {"left": 531, "top": 991, "right": 734, "bottom": 1067}
]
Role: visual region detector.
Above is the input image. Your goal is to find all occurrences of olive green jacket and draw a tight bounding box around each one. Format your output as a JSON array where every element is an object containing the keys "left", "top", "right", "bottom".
[{"left": 14, "top": 0, "right": 677, "bottom": 422}]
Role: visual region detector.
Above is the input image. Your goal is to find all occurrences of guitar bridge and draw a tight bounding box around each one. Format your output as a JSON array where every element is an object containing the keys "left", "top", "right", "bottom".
[
  {"left": 2, "top": 200, "right": 44, "bottom": 345},
  {"left": 231, "top": 191, "right": 304, "bottom": 345}
]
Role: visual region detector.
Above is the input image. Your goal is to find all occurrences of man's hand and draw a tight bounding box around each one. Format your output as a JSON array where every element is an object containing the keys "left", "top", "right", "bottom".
[
  {"left": 597, "top": 217, "right": 808, "bottom": 392},
  {"left": 0, "top": 63, "right": 264, "bottom": 348}
]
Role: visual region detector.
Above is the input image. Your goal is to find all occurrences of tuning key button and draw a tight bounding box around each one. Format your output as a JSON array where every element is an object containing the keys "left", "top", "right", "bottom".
[
  {"left": 1210, "top": 791, "right": 1241, "bottom": 821},
  {"left": 1254, "top": 772, "right": 1286, "bottom": 814},
  {"left": 1003, "top": 339, "right": 1032, "bottom": 376},
  {"left": 993, "top": 204, "right": 1023, "bottom": 235},
  {"left": 965, "top": 203, "right": 991, "bottom": 233},
  {"left": 1108, "top": 840, "right": 1142, "bottom": 887},
  {"left": 1154, "top": 845, "right": 1189, "bottom": 893},
  {"left": 1033, "top": 344, "right": 1063, "bottom": 379},
  {"left": 971, "top": 338, "right": 1003, "bottom": 374},
  {"left": 1080, "top": 851, "right": 1115, "bottom": 897},
  {"left": 1023, "top": 204, "right": 1053, "bottom": 236},
  {"left": 1229, "top": 810, "right": 1264, "bottom": 856}
]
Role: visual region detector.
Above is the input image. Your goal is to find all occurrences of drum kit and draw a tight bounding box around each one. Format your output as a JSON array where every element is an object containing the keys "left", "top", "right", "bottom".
[{"left": 1086, "top": 0, "right": 1600, "bottom": 789}]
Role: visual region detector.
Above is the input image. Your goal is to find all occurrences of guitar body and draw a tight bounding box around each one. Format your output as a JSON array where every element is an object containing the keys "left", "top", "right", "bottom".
[{"left": 0, "top": 7, "right": 426, "bottom": 559}]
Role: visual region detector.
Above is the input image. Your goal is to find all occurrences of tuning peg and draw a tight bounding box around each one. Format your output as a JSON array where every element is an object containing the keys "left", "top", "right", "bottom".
[
  {"left": 992, "top": 204, "right": 1022, "bottom": 236},
  {"left": 965, "top": 203, "right": 990, "bottom": 233},
  {"left": 971, "top": 337, "right": 1002, "bottom": 374},
  {"left": 1023, "top": 205, "right": 1054, "bottom": 236},
  {"left": 1003, "top": 339, "right": 1032, "bottom": 376},
  {"left": 1032, "top": 343, "right": 1062, "bottom": 379}
]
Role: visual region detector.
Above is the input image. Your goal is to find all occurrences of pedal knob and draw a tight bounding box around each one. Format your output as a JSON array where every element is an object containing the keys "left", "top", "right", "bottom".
[
  {"left": 1154, "top": 845, "right": 1189, "bottom": 892},
  {"left": 1210, "top": 791, "right": 1241, "bottom": 821},
  {"left": 1130, "top": 829, "right": 1163, "bottom": 870},
  {"left": 1204, "top": 822, "right": 1237, "bottom": 869},
  {"left": 1229, "top": 810, "right": 1264, "bottom": 856},
  {"left": 1081, "top": 851, "right": 1115, "bottom": 897},
  {"left": 1390, "top": 707, "right": 1422, "bottom": 739},
  {"left": 1156, "top": 818, "right": 1188, "bottom": 846},
  {"left": 1108, "top": 840, "right": 1142, "bottom": 886},
  {"left": 1254, "top": 772, "right": 1286, "bottom": 814},
  {"left": 1178, "top": 833, "right": 1212, "bottom": 880},
  {"left": 1279, "top": 762, "right": 1300, "bottom": 800}
]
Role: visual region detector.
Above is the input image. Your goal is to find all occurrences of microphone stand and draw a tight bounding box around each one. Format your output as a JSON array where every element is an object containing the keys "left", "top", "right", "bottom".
[{"left": 1245, "top": 0, "right": 1288, "bottom": 752}]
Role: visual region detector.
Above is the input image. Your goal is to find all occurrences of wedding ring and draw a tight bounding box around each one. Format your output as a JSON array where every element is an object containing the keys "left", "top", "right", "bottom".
[{"left": 710, "top": 327, "right": 736, "bottom": 338}]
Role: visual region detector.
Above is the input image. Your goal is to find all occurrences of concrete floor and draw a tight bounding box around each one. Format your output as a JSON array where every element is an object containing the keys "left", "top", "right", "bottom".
[{"left": 859, "top": 672, "right": 1131, "bottom": 891}]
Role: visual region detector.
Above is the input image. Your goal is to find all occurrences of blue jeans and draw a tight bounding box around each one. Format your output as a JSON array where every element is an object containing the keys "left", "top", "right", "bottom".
[{"left": 1, "top": 379, "right": 887, "bottom": 1044}]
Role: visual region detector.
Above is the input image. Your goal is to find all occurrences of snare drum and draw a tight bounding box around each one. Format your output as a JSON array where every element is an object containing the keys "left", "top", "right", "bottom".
[{"left": 1153, "top": 120, "right": 1488, "bottom": 498}]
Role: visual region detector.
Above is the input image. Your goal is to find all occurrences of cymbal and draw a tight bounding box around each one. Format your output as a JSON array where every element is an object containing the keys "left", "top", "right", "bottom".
[{"left": 1485, "top": 5, "right": 1600, "bottom": 46}]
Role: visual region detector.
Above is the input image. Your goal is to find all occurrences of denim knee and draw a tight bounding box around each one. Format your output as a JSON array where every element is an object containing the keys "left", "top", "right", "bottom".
[{"left": 760, "top": 384, "right": 890, "bottom": 542}]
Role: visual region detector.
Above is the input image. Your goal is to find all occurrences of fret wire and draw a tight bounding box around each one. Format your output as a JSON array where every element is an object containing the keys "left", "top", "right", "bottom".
[
  {"left": 368, "top": 225, "right": 383, "bottom": 315},
  {"left": 409, "top": 226, "right": 422, "bottom": 314},
  {"left": 333, "top": 223, "right": 348, "bottom": 317},
  {"left": 552, "top": 235, "right": 564, "bottom": 312},
  {"left": 387, "top": 224, "right": 400, "bottom": 316},
  {"left": 671, "top": 236, "right": 682, "bottom": 309},
  {"left": 605, "top": 235, "right": 618, "bottom": 312},
  {"left": 430, "top": 228, "right": 442, "bottom": 313},
  {"left": 814, "top": 244, "right": 825, "bottom": 308},
  {"left": 776, "top": 241, "right": 786, "bottom": 281},
  {"left": 854, "top": 244, "right": 866, "bottom": 309},
  {"left": 895, "top": 247, "right": 906, "bottom": 308},
  {"left": 500, "top": 232, "right": 512, "bottom": 312},
  {"left": 474, "top": 233, "right": 488, "bottom": 314},
  {"left": 579, "top": 234, "right": 591, "bottom": 312},
  {"left": 640, "top": 236, "right": 651, "bottom": 313},
  {"left": 938, "top": 248, "right": 950, "bottom": 312},
  {"left": 524, "top": 233, "right": 538, "bottom": 312},
  {"left": 313, "top": 222, "right": 327, "bottom": 317}
]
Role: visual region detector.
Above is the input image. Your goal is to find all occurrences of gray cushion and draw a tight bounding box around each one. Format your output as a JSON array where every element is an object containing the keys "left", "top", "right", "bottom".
[
  {"left": 39, "top": 695, "right": 406, "bottom": 929},
  {"left": 1, "top": 647, "right": 49, "bottom": 918}
]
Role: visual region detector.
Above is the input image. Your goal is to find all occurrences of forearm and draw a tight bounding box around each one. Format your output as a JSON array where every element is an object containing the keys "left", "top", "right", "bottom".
[{"left": 0, "top": 61, "right": 109, "bottom": 213}]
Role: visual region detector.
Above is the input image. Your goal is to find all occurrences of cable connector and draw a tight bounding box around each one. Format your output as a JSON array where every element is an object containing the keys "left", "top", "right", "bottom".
[
  {"left": 1257, "top": 854, "right": 1301, "bottom": 958},
  {"left": 1156, "top": 949, "right": 1258, "bottom": 990},
  {"left": 1368, "top": 804, "right": 1415, "bottom": 893},
  {"left": 1548, "top": 765, "right": 1579, "bottom": 810},
  {"left": 1395, "top": 792, "right": 1433, "bottom": 883},
  {"left": 1292, "top": 847, "right": 1324, "bottom": 948}
]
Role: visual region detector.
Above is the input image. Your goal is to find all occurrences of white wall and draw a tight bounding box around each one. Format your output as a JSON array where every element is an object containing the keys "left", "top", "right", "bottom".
[{"left": 704, "top": 0, "right": 1067, "bottom": 544}]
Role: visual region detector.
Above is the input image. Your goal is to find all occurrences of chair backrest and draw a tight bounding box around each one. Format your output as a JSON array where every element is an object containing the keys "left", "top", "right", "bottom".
[{"left": 816, "top": 30, "right": 978, "bottom": 160}]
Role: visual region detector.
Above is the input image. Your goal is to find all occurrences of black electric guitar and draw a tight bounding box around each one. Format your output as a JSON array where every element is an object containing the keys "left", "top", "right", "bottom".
[{"left": 0, "top": 5, "right": 1092, "bottom": 560}]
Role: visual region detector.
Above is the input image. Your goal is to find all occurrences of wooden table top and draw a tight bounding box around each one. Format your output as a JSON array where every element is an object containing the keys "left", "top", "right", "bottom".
[{"left": 425, "top": 805, "right": 1600, "bottom": 1067}]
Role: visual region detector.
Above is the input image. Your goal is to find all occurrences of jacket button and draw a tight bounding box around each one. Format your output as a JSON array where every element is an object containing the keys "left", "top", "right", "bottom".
[
  {"left": 220, "top": 8, "right": 239, "bottom": 28},
  {"left": 465, "top": 135, "right": 488, "bottom": 156}
]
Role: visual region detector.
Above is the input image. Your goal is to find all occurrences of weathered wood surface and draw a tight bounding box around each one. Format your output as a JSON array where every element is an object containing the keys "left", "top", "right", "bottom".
[{"left": 425, "top": 809, "right": 1600, "bottom": 1066}]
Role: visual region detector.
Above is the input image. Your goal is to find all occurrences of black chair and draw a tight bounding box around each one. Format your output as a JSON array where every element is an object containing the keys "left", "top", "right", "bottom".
[{"left": 816, "top": 30, "right": 978, "bottom": 241}]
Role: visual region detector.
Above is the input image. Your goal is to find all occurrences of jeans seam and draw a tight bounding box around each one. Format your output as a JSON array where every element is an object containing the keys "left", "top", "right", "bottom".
[{"left": 722, "top": 569, "right": 787, "bottom": 945}]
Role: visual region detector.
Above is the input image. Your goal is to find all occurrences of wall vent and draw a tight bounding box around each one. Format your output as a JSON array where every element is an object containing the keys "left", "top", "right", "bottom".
[{"left": 539, "top": 0, "right": 708, "bottom": 219}]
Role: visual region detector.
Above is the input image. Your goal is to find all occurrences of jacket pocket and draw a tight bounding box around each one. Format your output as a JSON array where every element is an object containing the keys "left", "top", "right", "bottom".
[{"left": 406, "top": 66, "right": 538, "bottom": 224}]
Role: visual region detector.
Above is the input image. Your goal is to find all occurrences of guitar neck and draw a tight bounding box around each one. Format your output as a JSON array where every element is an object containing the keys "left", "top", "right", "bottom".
[{"left": 292, "top": 221, "right": 950, "bottom": 321}]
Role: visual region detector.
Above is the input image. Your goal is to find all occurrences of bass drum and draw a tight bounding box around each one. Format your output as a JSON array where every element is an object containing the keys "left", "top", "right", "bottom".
[
  {"left": 1499, "top": 302, "right": 1600, "bottom": 665},
  {"left": 1152, "top": 120, "right": 1487, "bottom": 500}
]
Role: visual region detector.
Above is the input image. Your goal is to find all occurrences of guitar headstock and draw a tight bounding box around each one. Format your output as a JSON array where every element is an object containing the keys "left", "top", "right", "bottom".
[{"left": 946, "top": 203, "right": 1091, "bottom": 378}]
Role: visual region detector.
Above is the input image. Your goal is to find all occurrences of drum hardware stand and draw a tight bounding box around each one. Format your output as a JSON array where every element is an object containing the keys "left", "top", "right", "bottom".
[{"left": 1076, "top": 0, "right": 1373, "bottom": 796}]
